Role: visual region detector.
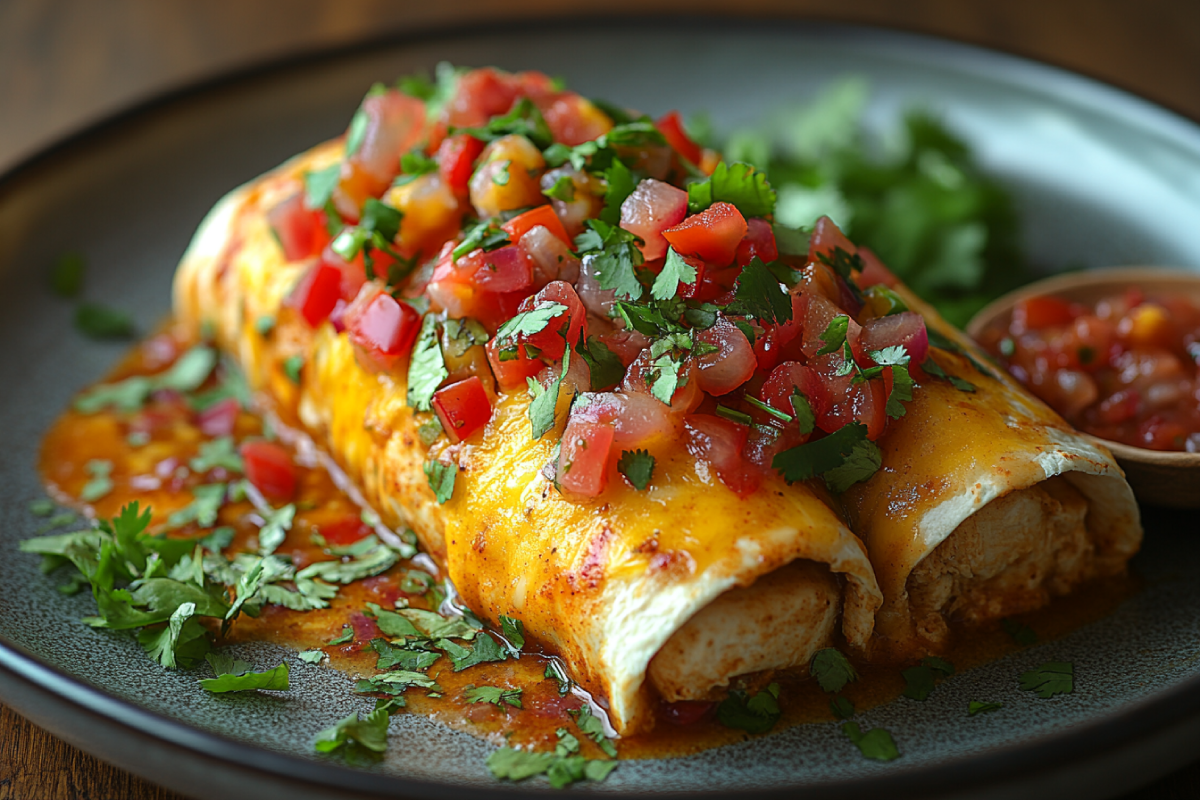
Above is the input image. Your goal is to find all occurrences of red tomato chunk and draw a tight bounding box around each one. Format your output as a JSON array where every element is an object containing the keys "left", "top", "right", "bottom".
[
  {"left": 241, "top": 440, "right": 297, "bottom": 501},
  {"left": 432, "top": 377, "right": 493, "bottom": 443}
]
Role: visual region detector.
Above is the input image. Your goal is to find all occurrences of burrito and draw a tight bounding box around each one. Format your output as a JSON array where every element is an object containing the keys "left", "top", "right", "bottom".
[
  {"left": 838, "top": 274, "right": 1142, "bottom": 659},
  {"left": 173, "top": 67, "right": 883, "bottom": 734}
]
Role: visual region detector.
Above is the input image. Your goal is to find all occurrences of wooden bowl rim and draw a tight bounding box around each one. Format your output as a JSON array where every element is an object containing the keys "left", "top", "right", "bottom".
[{"left": 966, "top": 266, "right": 1200, "bottom": 468}]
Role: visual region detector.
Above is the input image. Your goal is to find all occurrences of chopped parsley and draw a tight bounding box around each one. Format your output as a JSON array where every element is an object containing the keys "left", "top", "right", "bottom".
[
  {"left": 842, "top": 721, "right": 900, "bottom": 761},
  {"left": 199, "top": 652, "right": 290, "bottom": 693},
  {"left": 968, "top": 700, "right": 1003, "bottom": 716},
  {"left": 137, "top": 601, "right": 209, "bottom": 669},
  {"left": 773, "top": 422, "right": 881, "bottom": 491},
  {"left": 543, "top": 174, "right": 575, "bottom": 202},
  {"left": 571, "top": 705, "right": 618, "bottom": 758},
  {"left": 407, "top": 315, "right": 448, "bottom": 411},
  {"left": 465, "top": 685, "right": 523, "bottom": 709},
  {"left": 726, "top": 257, "right": 792, "bottom": 325},
  {"left": 487, "top": 725, "right": 618, "bottom": 789},
  {"left": 716, "top": 683, "right": 782, "bottom": 734},
  {"left": 617, "top": 449, "right": 655, "bottom": 490},
  {"left": 298, "top": 649, "right": 325, "bottom": 664},
  {"left": 810, "top": 647, "right": 859, "bottom": 693},
  {"left": 314, "top": 708, "right": 390, "bottom": 764},
  {"left": 527, "top": 346, "right": 571, "bottom": 440},
  {"left": 817, "top": 315, "right": 850, "bottom": 356},
  {"left": 452, "top": 219, "right": 511, "bottom": 261},
  {"left": 687, "top": 161, "right": 776, "bottom": 218},
  {"left": 494, "top": 301, "right": 567, "bottom": 346},
  {"left": 440, "top": 633, "right": 507, "bottom": 671},
  {"left": 370, "top": 638, "right": 439, "bottom": 672},
  {"left": 574, "top": 220, "right": 644, "bottom": 301},
  {"left": 1019, "top": 661, "right": 1074, "bottom": 698},
  {"left": 651, "top": 248, "right": 698, "bottom": 301},
  {"left": 499, "top": 615, "right": 525, "bottom": 655}
]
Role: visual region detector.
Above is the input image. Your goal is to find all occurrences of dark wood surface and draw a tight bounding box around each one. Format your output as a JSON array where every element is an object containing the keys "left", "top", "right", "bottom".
[{"left": 3, "top": 1, "right": 1200, "bottom": 797}]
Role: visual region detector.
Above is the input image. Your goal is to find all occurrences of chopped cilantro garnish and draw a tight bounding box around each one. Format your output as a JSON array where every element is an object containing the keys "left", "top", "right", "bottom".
[
  {"left": 494, "top": 301, "right": 567, "bottom": 346},
  {"left": 458, "top": 97, "right": 553, "bottom": 149},
  {"left": 490, "top": 160, "right": 511, "bottom": 186},
  {"left": 544, "top": 659, "right": 572, "bottom": 695},
  {"left": 75, "top": 303, "right": 135, "bottom": 339},
  {"left": 50, "top": 252, "right": 85, "bottom": 297},
  {"left": 407, "top": 315, "right": 448, "bottom": 411},
  {"left": 166, "top": 483, "right": 227, "bottom": 529},
  {"left": 902, "top": 657, "right": 954, "bottom": 701},
  {"left": 199, "top": 652, "right": 289, "bottom": 692},
  {"left": 574, "top": 219, "right": 644, "bottom": 300},
  {"left": 790, "top": 392, "right": 816, "bottom": 434},
  {"left": 398, "top": 149, "right": 438, "bottom": 180},
  {"left": 544, "top": 120, "right": 664, "bottom": 173},
  {"left": 745, "top": 395, "right": 791, "bottom": 423},
  {"left": 298, "top": 649, "right": 325, "bottom": 664},
  {"left": 922, "top": 355, "right": 977, "bottom": 392},
  {"left": 687, "top": 161, "right": 776, "bottom": 218},
  {"left": 574, "top": 336, "right": 625, "bottom": 391},
  {"left": 830, "top": 695, "right": 855, "bottom": 720},
  {"left": 189, "top": 437, "right": 244, "bottom": 474},
  {"left": 303, "top": 164, "right": 340, "bottom": 210},
  {"left": 543, "top": 174, "right": 575, "bottom": 202},
  {"left": 327, "top": 626, "right": 354, "bottom": 645},
  {"left": 417, "top": 418, "right": 444, "bottom": 447},
  {"left": 314, "top": 708, "right": 390, "bottom": 764},
  {"left": 80, "top": 459, "right": 114, "bottom": 502},
  {"left": 370, "top": 638, "right": 439, "bottom": 672},
  {"left": 773, "top": 422, "right": 880, "bottom": 491},
  {"left": 499, "top": 615, "right": 525, "bottom": 655},
  {"left": 617, "top": 449, "right": 655, "bottom": 491},
  {"left": 968, "top": 700, "right": 1003, "bottom": 716},
  {"left": 1019, "top": 661, "right": 1074, "bottom": 698},
  {"left": 440, "top": 633, "right": 507, "bottom": 671},
  {"left": 137, "top": 601, "right": 210, "bottom": 669},
  {"left": 716, "top": 683, "right": 781, "bottom": 734},
  {"left": 822, "top": 437, "right": 883, "bottom": 493},
  {"left": 528, "top": 346, "right": 571, "bottom": 440},
  {"left": 772, "top": 223, "right": 810, "bottom": 256},
  {"left": 651, "top": 248, "right": 698, "bottom": 301},
  {"left": 842, "top": 722, "right": 900, "bottom": 761},
  {"left": 816, "top": 315, "right": 850, "bottom": 356},
  {"left": 1002, "top": 618, "right": 1038, "bottom": 646},
  {"left": 648, "top": 351, "right": 683, "bottom": 405},
  {"left": 282, "top": 355, "right": 304, "bottom": 384},
  {"left": 29, "top": 499, "right": 55, "bottom": 517},
  {"left": 571, "top": 706, "right": 618, "bottom": 758},
  {"left": 487, "top": 730, "right": 617, "bottom": 789},
  {"left": 423, "top": 459, "right": 456, "bottom": 504},
  {"left": 726, "top": 257, "right": 793, "bottom": 325},
  {"left": 256, "top": 503, "right": 296, "bottom": 556},
  {"left": 466, "top": 685, "right": 523, "bottom": 709},
  {"left": 452, "top": 219, "right": 511, "bottom": 261},
  {"left": 810, "top": 647, "right": 859, "bottom": 693},
  {"left": 598, "top": 157, "right": 636, "bottom": 225},
  {"left": 863, "top": 284, "right": 909, "bottom": 315}
]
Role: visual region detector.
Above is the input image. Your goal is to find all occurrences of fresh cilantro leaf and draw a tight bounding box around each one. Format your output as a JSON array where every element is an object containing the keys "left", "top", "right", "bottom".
[
  {"left": 489, "top": 160, "right": 510, "bottom": 186},
  {"left": 617, "top": 449, "right": 655, "bottom": 491},
  {"left": 790, "top": 392, "right": 816, "bottom": 435},
  {"left": 598, "top": 158, "right": 636, "bottom": 225},
  {"left": 499, "top": 616, "right": 525, "bottom": 655},
  {"left": 817, "top": 315, "right": 850, "bottom": 356},
  {"left": 772, "top": 223, "right": 810, "bottom": 256},
  {"left": 810, "top": 648, "right": 860, "bottom": 693},
  {"left": 818, "top": 247, "right": 865, "bottom": 285},
  {"left": 863, "top": 284, "right": 909, "bottom": 315},
  {"left": 224, "top": 557, "right": 265, "bottom": 622},
  {"left": 440, "top": 633, "right": 507, "bottom": 672},
  {"left": 716, "top": 684, "right": 781, "bottom": 734},
  {"left": 1019, "top": 661, "right": 1073, "bottom": 698},
  {"left": 1002, "top": 618, "right": 1038, "bottom": 646},
  {"left": 543, "top": 175, "right": 575, "bottom": 202},
  {"left": 773, "top": 422, "right": 876, "bottom": 486},
  {"left": 487, "top": 748, "right": 557, "bottom": 782},
  {"left": 327, "top": 626, "right": 354, "bottom": 645},
  {"left": 298, "top": 649, "right": 325, "bottom": 664},
  {"left": 257, "top": 503, "right": 296, "bottom": 556},
  {"left": 830, "top": 695, "right": 855, "bottom": 720},
  {"left": 370, "top": 638, "right": 440, "bottom": 672},
  {"left": 50, "top": 252, "right": 85, "bottom": 297},
  {"left": 167, "top": 483, "right": 226, "bottom": 530},
  {"left": 314, "top": 708, "right": 389, "bottom": 763},
  {"left": 80, "top": 460, "right": 114, "bottom": 502},
  {"left": 343, "top": 82, "right": 388, "bottom": 157},
  {"left": 189, "top": 437, "right": 244, "bottom": 474},
  {"left": 417, "top": 418, "right": 444, "bottom": 447},
  {"left": 651, "top": 248, "right": 698, "bottom": 301},
  {"left": 885, "top": 363, "right": 914, "bottom": 419},
  {"left": 727, "top": 257, "right": 792, "bottom": 325},
  {"left": 648, "top": 352, "right": 683, "bottom": 405},
  {"left": 968, "top": 700, "right": 1003, "bottom": 716},
  {"left": 199, "top": 653, "right": 289, "bottom": 692},
  {"left": 545, "top": 660, "right": 572, "bottom": 695},
  {"left": 574, "top": 220, "right": 643, "bottom": 300},
  {"left": 356, "top": 669, "right": 440, "bottom": 695},
  {"left": 687, "top": 161, "right": 776, "bottom": 218},
  {"left": 495, "top": 301, "right": 568, "bottom": 345},
  {"left": 297, "top": 539, "right": 408, "bottom": 585},
  {"left": 822, "top": 437, "right": 883, "bottom": 493},
  {"left": 29, "top": 499, "right": 56, "bottom": 517},
  {"left": 283, "top": 355, "right": 304, "bottom": 384},
  {"left": 407, "top": 315, "right": 448, "bottom": 411},
  {"left": 137, "top": 602, "right": 210, "bottom": 669},
  {"left": 901, "top": 665, "right": 937, "bottom": 700},
  {"left": 574, "top": 337, "right": 625, "bottom": 391},
  {"left": 528, "top": 346, "right": 571, "bottom": 440},
  {"left": 303, "top": 164, "right": 340, "bottom": 210},
  {"left": 948, "top": 374, "right": 977, "bottom": 392},
  {"left": 466, "top": 685, "right": 523, "bottom": 709},
  {"left": 398, "top": 149, "right": 438, "bottom": 181},
  {"left": 842, "top": 721, "right": 900, "bottom": 761},
  {"left": 571, "top": 705, "right": 619, "bottom": 757},
  {"left": 198, "top": 526, "right": 234, "bottom": 553},
  {"left": 545, "top": 120, "right": 664, "bottom": 173},
  {"left": 459, "top": 97, "right": 553, "bottom": 149},
  {"left": 366, "top": 603, "right": 423, "bottom": 639},
  {"left": 398, "top": 568, "right": 433, "bottom": 595},
  {"left": 73, "top": 376, "right": 154, "bottom": 414},
  {"left": 922, "top": 355, "right": 977, "bottom": 392},
  {"left": 75, "top": 303, "right": 135, "bottom": 339},
  {"left": 452, "top": 219, "right": 511, "bottom": 261}
]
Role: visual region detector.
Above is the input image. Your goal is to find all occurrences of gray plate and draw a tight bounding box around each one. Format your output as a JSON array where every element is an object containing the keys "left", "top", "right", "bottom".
[{"left": 3, "top": 18, "right": 1200, "bottom": 800}]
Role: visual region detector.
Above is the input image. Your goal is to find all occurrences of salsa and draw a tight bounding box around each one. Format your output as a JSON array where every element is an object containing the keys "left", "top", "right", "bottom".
[{"left": 976, "top": 288, "right": 1200, "bottom": 451}]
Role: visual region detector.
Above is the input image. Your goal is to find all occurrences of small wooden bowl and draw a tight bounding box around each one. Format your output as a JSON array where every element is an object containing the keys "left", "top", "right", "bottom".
[{"left": 966, "top": 266, "right": 1200, "bottom": 508}]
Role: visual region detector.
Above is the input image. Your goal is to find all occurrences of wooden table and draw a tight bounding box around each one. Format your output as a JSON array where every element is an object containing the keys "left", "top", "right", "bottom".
[{"left": 3, "top": 1, "right": 1200, "bottom": 797}]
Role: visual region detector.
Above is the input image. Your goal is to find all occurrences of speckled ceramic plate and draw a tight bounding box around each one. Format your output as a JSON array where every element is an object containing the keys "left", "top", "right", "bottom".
[{"left": 3, "top": 18, "right": 1200, "bottom": 800}]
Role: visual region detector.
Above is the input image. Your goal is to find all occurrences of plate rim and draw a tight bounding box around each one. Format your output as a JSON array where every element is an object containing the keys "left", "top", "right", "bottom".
[{"left": 3, "top": 14, "right": 1200, "bottom": 799}]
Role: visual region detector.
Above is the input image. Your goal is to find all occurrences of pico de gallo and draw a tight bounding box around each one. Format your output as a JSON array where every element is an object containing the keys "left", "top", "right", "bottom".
[
  {"left": 270, "top": 63, "right": 972, "bottom": 502},
  {"left": 977, "top": 288, "right": 1200, "bottom": 452}
]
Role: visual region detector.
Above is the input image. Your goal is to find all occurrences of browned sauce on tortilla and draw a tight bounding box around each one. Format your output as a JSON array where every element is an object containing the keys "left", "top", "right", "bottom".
[{"left": 37, "top": 328, "right": 1137, "bottom": 760}]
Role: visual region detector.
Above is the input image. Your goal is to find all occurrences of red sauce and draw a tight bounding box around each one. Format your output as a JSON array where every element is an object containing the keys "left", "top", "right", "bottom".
[{"left": 977, "top": 289, "right": 1200, "bottom": 450}]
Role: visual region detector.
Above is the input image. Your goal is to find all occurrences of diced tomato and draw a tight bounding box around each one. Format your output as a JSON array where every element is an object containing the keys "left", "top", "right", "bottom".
[
  {"left": 320, "top": 515, "right": 374, "bottom": 546},
  {"left": 432, "top": 376, "right": 493, "bottom": 443},
  {"left": 855, "top": 311, "right": 930, "bottom": 366},
  {"left": 286, "top": 262, "right": 343, "bottom": 327},
  {"left": 620, "top": 179, "right": 689, "bottom": 261},
  {"left": 655, "top": 110, "right": 703, "bottom": 166},
  {"left": 267, "top": 193, "right": 323, "bottom": 262},
  {"left": 808, "top": 215, "right": 857, "bottom": 262},
  {"left": 693, "top": 318, "right": 755, "bottom": 395},
  {"left": 333, "top": 90, "right": 427, "bottom": 217},
  {"left": 809, "top": 356, "right": 888, "bottom": 440},
  {"left": 503, "top": 205, "right": 572, "bottom": 248},
  {"left": 240, "top": 440, "right": 297, "bottom": 501},
  {"left": 735, "top": 218, "right": 778, "bottom": 266},
  {"left": 623, "top": 349, "right": 702, "bottom": 412},
  {"left": 461, "top": 244, "right": 534, "bottom": 294},
  {"left": 437, "top": 133, "right": 486, "bottom": 194},
  {"left": 855, "top": 246, "right": 898, "bottom": 288},
  {"left": 444, "top": 68, "right": 520, "bottom": 129},
  {"left": 760, "top": 362, "right": 824, "bottom": 436},
  {"left": 1096, "top": 389, "right": 1140, "bottom": 424},
  {"left": 684, "top": 414, "right": 761, "bottom": 497},
  {"left": 752, "top": 294, "right": 808, "bottom": 373},
  {"left": 662, "top": 202, "right": 748, "bottom": 267},
  {"left": 662, "top": 700, "right": 715, "bottom": 725},
  {"left": 486, "top": 336, "right": 543, "bottom": 391},
  {"left": 318, "top": 242, "right": 368, "bottom": 301},
  {"left": 800, "top": 293, "right": 859, "bottom": 360},
  {"left": 675, "top": 252, "right": 711, "bottom": 300},
  {"left": 521, "top": 225, "right": 581, "bottom": 286},
  {"left": 509, "top": 281, "right": 587, "bottom": 361},
  {"left": 541, "top": 94, "right": 614, "bottom": 146},
  {"left": 572, "top": 390, "right": 678, "bottom": 448},
  {"left": 558, "top": 419, "right": 615, "bottom": 497},
  {"left": 345, "top": 289, "right": 422, "bottom": 371},
  {"left": 196, "top": 398, "right": 240, "bottom": 438},
  {"left": 1012, "top": 296, "right": 1076, "bottom": 332}
]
